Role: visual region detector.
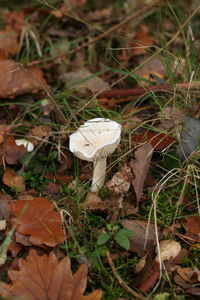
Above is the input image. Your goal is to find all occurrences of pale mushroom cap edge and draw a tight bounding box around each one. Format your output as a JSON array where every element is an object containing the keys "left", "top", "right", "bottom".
[{"left": 69, "top": 118, "right": 121, "bottom": 161}]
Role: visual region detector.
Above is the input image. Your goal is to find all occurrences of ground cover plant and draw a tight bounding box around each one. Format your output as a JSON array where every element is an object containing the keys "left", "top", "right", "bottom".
[{"left": 0, "top": 0, "right": 200, "bottom": 299}]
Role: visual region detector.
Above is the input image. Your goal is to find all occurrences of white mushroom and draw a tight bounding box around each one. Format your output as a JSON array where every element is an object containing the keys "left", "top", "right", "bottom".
[
  {"left": 15, "top": 139, "right": 34, "bottom": 152},
  {"left": 69, "top": 118, "right": 121, "bottom": 193}
]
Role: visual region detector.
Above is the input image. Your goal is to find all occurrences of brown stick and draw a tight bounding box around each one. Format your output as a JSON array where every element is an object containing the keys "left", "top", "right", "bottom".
[
  {"left": 106, "top": 250, "right": 145, "bottom": 299},
  {"left": 26, "top": 0, "right": 164, "bottom": 67},
  {"left": 96, "top": 81, "right": 200, "bottom": 98}
]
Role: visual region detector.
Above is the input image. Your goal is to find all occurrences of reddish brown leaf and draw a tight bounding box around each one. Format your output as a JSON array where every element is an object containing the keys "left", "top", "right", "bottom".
[
  {"left": 1, "top": 136, "right": 27, "bottom": 165},
  {"left": 44, "top": 174, "right": 72, "bottom": 184},
  {"left": 133, "top": 131, "right": 175, "bottom": 150},
  {"left": 4, "top": 11, "right": 25, "bottom": 32},
  {"left": 3, "top": 169, "right": 25, "bottom": 192},
  {"left": 139, "top": 260, "right": 160, "bottom": 292},
  {"left": 0, "top": 193, "right": 12, "bottom": 221},
  {"left": 0, "top": 30, "right": 19, "bottom": 57},
  {"left": 183, "top": 216, "right": 200, "bottom": 243},
  {"left": 177, "top": 267, "right": 200, "bottom": 283},
  {"left": 131, "top": 25, "right": 153, "bottom": 56},
  {"left": 131, "top": 143, "right": 153, "bottom": 204},
  {"left": 10, "top": 197, "right": 65, "bottom": 247},
  {"left": 29, "top": 125, "right": 51, "bottom": 145},
  {"left": 0, "top": 250, "right": 102, "bottom": 300},
  {"left": 0, "top": 125, "right": 12, "bottom": 144},
  {"left": 0, "top": 58, "right": 49, "bottom": 99}
]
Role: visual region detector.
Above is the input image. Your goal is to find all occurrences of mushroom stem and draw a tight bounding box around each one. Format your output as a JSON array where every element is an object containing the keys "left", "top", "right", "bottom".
[{"left": 91, "top": 157, "right": 107, "bottom": 193}]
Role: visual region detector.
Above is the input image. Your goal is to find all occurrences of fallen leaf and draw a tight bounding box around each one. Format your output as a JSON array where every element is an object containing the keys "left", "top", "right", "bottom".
[
  {"left": 10, "top": 197, "right": 65, "bottom": 247},
  {"left": 155, "top": 240, "right": 181, "bottom": 262},
  {"left": 44, "top": 174, "right": 72, "bottom": 184},
  {"left": 131, "top": 143, "right": 153, "bottom": 204},
  {"left": 135, "top": 57, "right": 166, "bottom": 81},
  {"left": 0, "top": 125, "right": 12, "bottom": 144},
  {"left": 80, "top": 192, "right": 106, "bottom": 212},
  {"left": 0, "top": 193, "right": 12, "bottom": 221},
  {"left": 3, "top": 169, "right": 25, "bottom": 192},
  {"left": 157, "top": 106, "right": 185, "bottom": 130},
  {"left": 177, "top": 267, "right": 200, "bottom": 283},
  {"left": 1, "top": 136, "right": 27, "bottom": 165},
  {"left": 29, "top": 125, "right": 51, "bottom": 145},
  {"left": 107, "top": 165, "right": 133, "bottom": 194},
  {"left": 182, "top": 216, "right": 200, "bottom": 243},
  {"left": 131, "top": 25, "right": 153, "bottom": 56},
  {"left": 0, "top": 58, "right": 49, "bottom": 99},
  {"left": 133, "top": 131, "right": 175, "bottom": 150},
  {"left": 122, "top": 219, "right": 161, "bottom": 256},
  {"left": 0, "top": 30, "right": 19, "bottom": 57},
  {"left": 63, "top": 69, "right": 110, "bottom": 93},
  {"left": 4, "top": 11, "right": 25, "bottom": 32},
  {"left": 0, "top": 249, "right": 102, "bottom": 300}
]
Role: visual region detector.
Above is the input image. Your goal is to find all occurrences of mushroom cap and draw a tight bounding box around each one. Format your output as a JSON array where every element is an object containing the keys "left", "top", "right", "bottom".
[
  {"left": 15, "top": 139, "right": 34, "bottom": 152},
  {"left": 69, "top": 118, "right": 121, "bottom": 161}
]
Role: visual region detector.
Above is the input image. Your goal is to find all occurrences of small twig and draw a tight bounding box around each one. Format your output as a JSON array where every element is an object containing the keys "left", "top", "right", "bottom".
[
  {"left": 106, "top": 250, "right": 145, "bottom": 300},
  {"left": 96, "top": 81, "right": 200, "bottom": 98},
  {"left": 26, "top": 0, "right": 164, "bottom": 67}
]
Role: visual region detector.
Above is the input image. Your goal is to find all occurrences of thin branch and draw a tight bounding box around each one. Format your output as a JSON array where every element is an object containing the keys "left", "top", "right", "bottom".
[{"left": 106, "top": 250, "right": 145, "bottom": 300}]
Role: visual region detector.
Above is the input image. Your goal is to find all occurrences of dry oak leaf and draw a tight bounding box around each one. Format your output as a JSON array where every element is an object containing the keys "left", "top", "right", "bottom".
[
  {"left": 131, "top": 143, "right": 153, "bottom": 204},
  {"left": 1, "top": 136, "right": 27, "bottom": 165},
  {"left": 29, "top": 125, "right": 51, "bottom": 145},
  {"left": 10, "top": 197, "right": 65, "bottom": 247},
  {"left": 0, "top": 249, "right": 102, "bottom": 300},
  {"left": 107, "top": 165, "right": 133, "bottom": 194},
  {"left": 0, "top": 30, "right": 19, "bottom": 57},
  {"left": 183, "top": 216, "right": 200, "bottom": 244},
  {"left": 3, "top": 169, "right": 25, "bottom": 192},
  {"left": 0, "top": 58, "right": 49, "bottom": 99}
]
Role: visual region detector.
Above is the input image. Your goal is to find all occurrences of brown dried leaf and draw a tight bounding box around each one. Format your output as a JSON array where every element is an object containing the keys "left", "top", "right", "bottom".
[
  {"left": 80, "top": 192, "right": 106, "bottom": 212},
  {"left": 3, "top": 169, "right": 25, "bottom": 192},
  {"left": 0, "top": 125, "right": 12, "bottom": 144},
  {"left": 131, "top": 25, "right": 153, "bottom": 56},
  {"left": 1, "top": 136, "right": 27, "bottom": 165},
  {"left": 0, "top": 193, "right": 12, "bottom": 220},
  {"left": 131, "top": 143, "right": 153, "bottom": 204},
  {"left": 0, "top": 249, "right": 102, "bottom": 300},
  {"left": 10, "top": 197, "right": 65, "bottom": 247},
  {"left": 0, "top": 30, "right": 19, "bottom": 57},
  {"left": 29, "top": 125, "right": 51, "bottom": 145},
  {"left": 63, "top": 69, "right": 110, "bottom": 93},
  {"left": 107, "top": 165, "right": 133, "bottom": 194},
  {"left": 122, "top": 219, "right": 161, "bottom": 256},
  {"left": 183, "top": 216, "right": 200, "bottom": 243},
  {"left": 157, "top": 106, "right": 185, "bottom": 130},
  {"left": 4, "top": 11, "right": 25, "bottom": 32},
  {"left": 177, "top": 267, "right": 200, "bottom": 283},
  {"left": 0, "top": 59, "right": 49, "bottom": 99}
]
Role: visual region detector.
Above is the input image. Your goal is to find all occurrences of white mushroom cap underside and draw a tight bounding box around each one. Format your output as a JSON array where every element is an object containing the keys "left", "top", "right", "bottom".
[{"left": 69, "top": 118, "right": 121, "bottom": 161}]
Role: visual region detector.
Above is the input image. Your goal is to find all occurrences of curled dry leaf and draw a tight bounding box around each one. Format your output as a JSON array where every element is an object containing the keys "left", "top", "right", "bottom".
[
  {"left": 177, "top": 267, "right": 200, "bottom": 283},
  {"left": 0, "top": 58, "right": 49, "bottom": 99},
  {"left": 131, "top": 143, "right": 153, "bottom": 204},
  {"left": 155, "top": 239, "right": 181, "bottom": 262},
  {"left": 3, "top": 169, "right": 25, "bottom": 192},
  {"left": 107, "top": 165, "right": 133, "bottom": 194},
  {"left": 10, "top": 197, "right": 65, "bottom": 247},
  {"left": 0, "top": 249, "right": 102, "bottom": 300}
]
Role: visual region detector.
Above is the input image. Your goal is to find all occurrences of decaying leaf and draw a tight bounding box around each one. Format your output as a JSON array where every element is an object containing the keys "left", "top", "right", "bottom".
[
  {"left": 135, "top": 57, "right": 166, "bottom": 83},
  {"left": 0, "top": 249, "right": 102, "bottom": 300},
  {"left": 29, "top": 125, "right": 51, "bottom": 145},
  {"left": 3, "top": 169, "right": 25, "bottom": 192},
  {"left": 131, "top": 143, "right": 153, "bottom": 204},
  {"left": 182, "top": 216, "right": 200, "bottom": 243},
  {"left": 0, "top": 58, "right": 49, "bottom": 99},
  {"left": 177, "top": 267, "right": 200, "bottom": 283},
  {"left": 80, "top": 192, "right": 106, "bottom": 212},
  {"left": 107, "top": 165, "right": 133, "bottom": 194},
  {"left": 131, "top": 25, "right": 153, "bottom": 56},
  {"left": 122, "top": 219, "right": 161, "bottom": 256},
  {"left": 0, "top": 30, "right": 19, "bottom": 56},
  {"left": 63, "top": 69, "right": 110, "bottom": 93},
  {"left": 0, "top": 125, "right": 12, "bottom": 144},
  {"left": 1, "top": 136, "right": 27, "bottom": 165},
  {"left": 155, "top": 240, "right": 181, "bottom": 262},
  {"left": 133, "top": 131, "right": 175, "bottom": 150},
  {"left": 157, "top": 106, "right": 185, "bottom": 130},
  {"left": 10, "top": 197, "right": 65, "bottom": 247}
]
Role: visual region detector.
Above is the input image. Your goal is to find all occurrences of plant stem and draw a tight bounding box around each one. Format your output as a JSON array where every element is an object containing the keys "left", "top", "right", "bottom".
[{"left": 91, "top": 157, "right": 106, "bottom": 193}]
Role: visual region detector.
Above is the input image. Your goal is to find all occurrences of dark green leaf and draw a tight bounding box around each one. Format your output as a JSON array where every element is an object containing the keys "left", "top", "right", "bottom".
[
  {"left": 114, "top": 232, "right": 130, "bottom": 250},
  {"left": 97, "top": 233, "right": 111, "bottom": 246}
]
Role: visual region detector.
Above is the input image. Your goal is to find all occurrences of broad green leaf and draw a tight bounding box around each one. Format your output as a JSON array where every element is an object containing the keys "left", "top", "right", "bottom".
[
  {"left": 97, "top": 233, "right": 111, "bottom": 246},
  {"left": 117, "top": 228, "right": 134, "bottom": 237},
  {"left": 114, "top": 232, "right": 130, "bottom": 250}
]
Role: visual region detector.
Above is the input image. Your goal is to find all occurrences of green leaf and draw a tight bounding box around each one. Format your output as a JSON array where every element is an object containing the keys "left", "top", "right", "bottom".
[
  {"left": 117, "top": 229, "right": 133, "bottom": 237},
  {"left": 114, "top": 232, "right": 130, "bottom": 250},
  {"left": 97, "top": 233, "right": 111, "bottom": 246}
]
